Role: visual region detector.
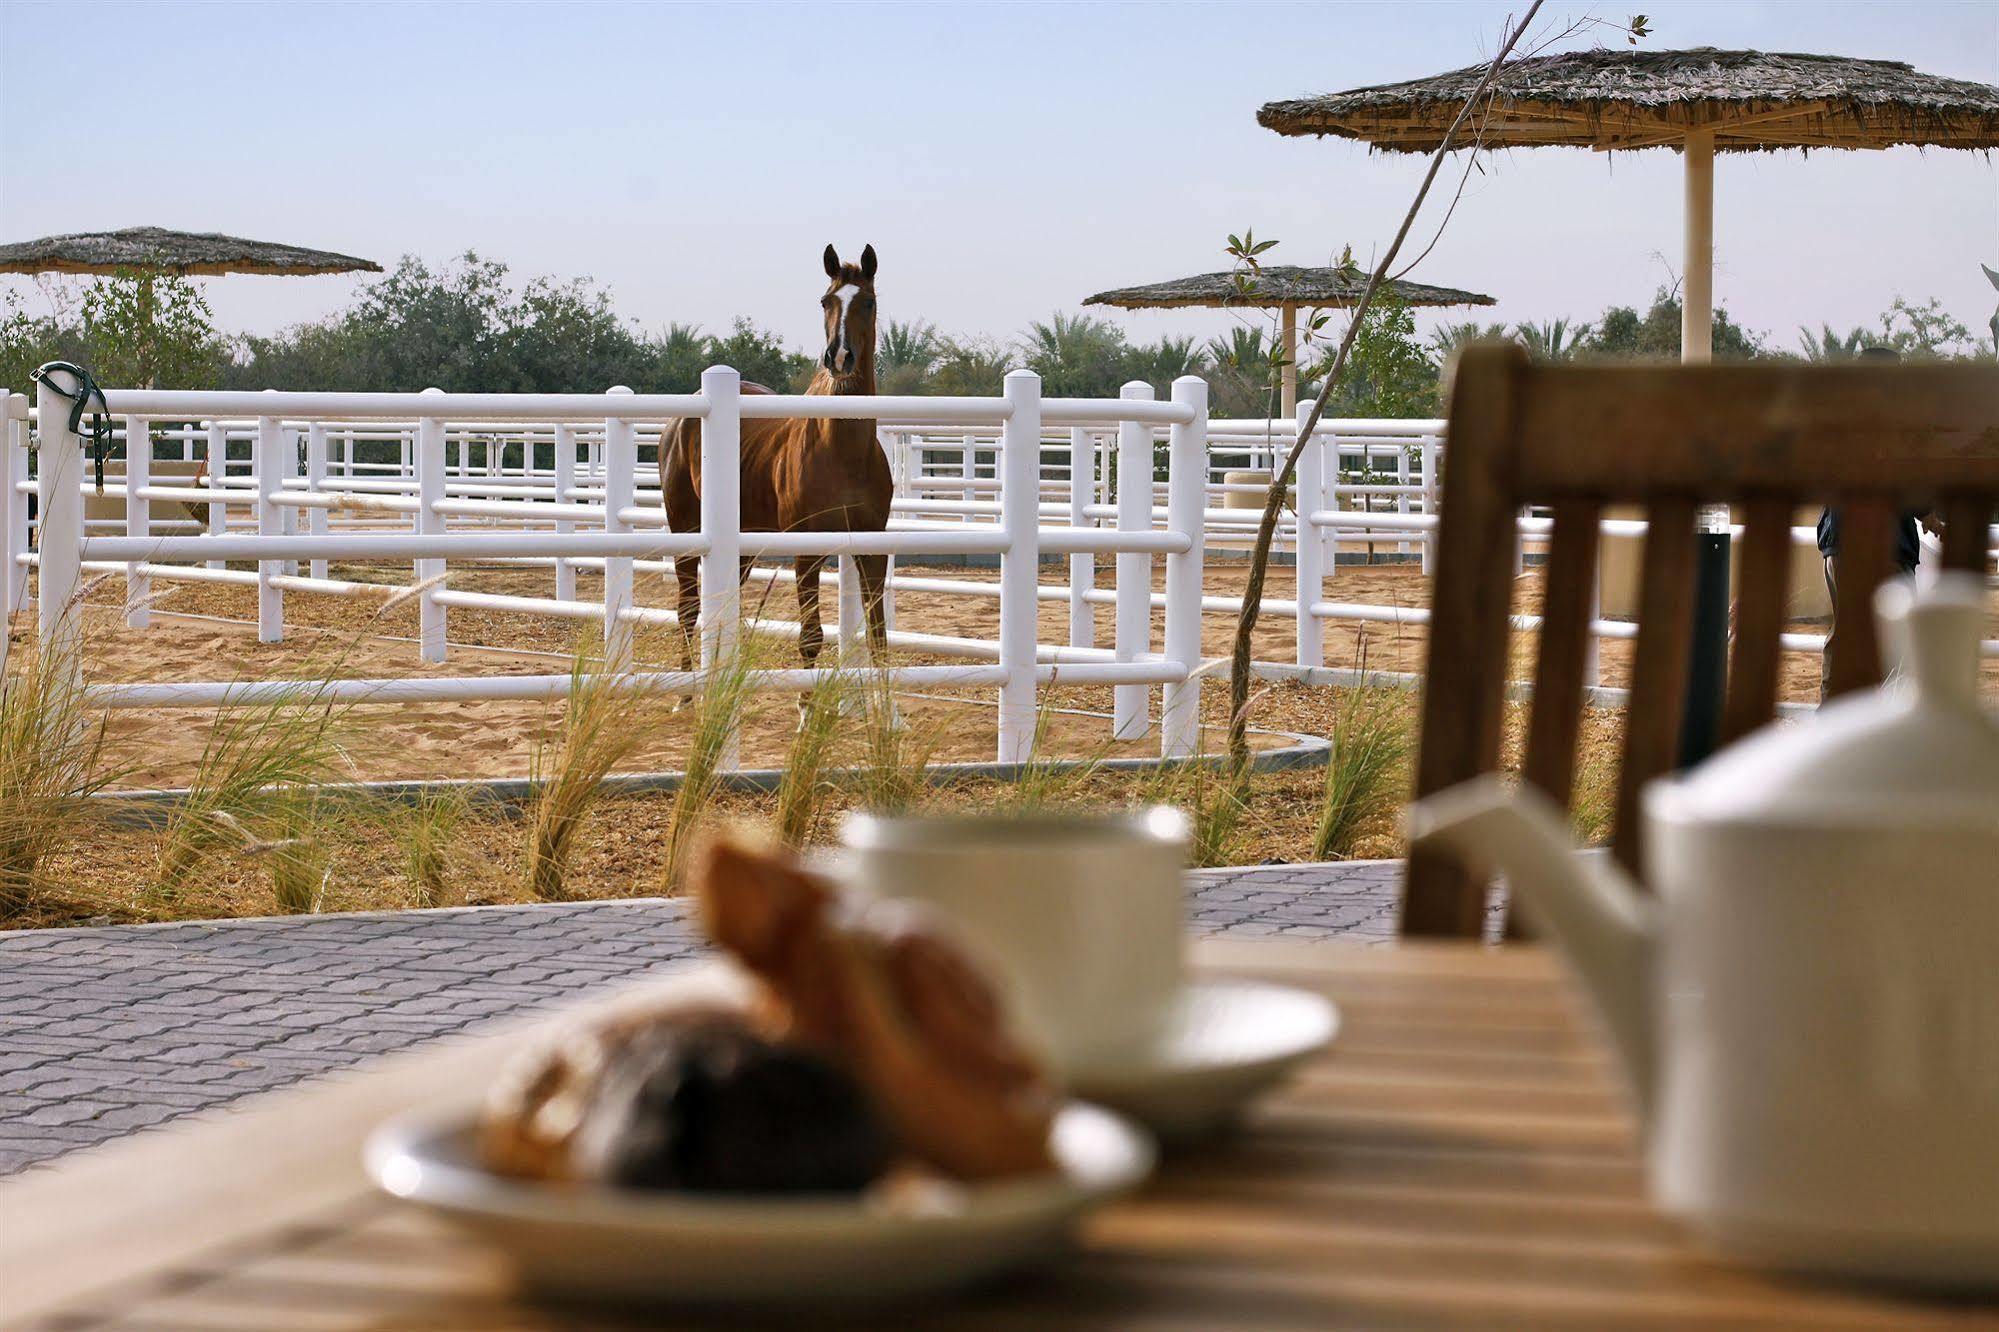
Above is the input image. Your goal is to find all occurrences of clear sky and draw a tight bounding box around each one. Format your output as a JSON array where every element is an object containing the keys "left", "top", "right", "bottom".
[{"left": 2, "top": 1, "right": 1994, "bottom": 363}]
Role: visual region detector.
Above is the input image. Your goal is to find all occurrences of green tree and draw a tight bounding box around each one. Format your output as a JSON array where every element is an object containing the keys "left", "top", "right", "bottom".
[
  {"left": 927, "top": 336, "right": 1014, "bottom": 395},
  {"left": 1581, "top": 287, "right": 1765, "bottom": 361},
  {"left": 877, "top": 319, "right": 942, "bottom": 396},
  {"left": 1320, "top": 294, "right": 1438, "bottom": 418},
  {"left": 80, "top": 270, "right": 226, "bottom": 388},
  {"left": 1873, "top": 296, "right": 1992, "bottom": 361}
]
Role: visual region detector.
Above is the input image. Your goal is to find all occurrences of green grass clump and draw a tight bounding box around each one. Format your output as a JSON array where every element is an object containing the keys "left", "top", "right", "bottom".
[{"left": 1312, "top": 684, "right": 1413, "bottom": 860}]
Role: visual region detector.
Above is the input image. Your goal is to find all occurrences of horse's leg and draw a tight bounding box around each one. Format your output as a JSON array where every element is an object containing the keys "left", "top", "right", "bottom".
[
  {"left": 856, "top": 553, "right": 901, "bottom": 729},
  {"left": 671, "top": 554, "right": 701, "bottom": 710},
  {"left": 794, "top": 555, "right": 827, "bottom": 729}
]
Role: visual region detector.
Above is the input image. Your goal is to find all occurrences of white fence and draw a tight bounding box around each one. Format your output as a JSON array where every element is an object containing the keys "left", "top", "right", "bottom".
[
  {"left": 7, "top": 372, "right": 1994, "bottom": 760},
  {"left": 7, "top": 371, "right": 1218, "bottom": 763}
]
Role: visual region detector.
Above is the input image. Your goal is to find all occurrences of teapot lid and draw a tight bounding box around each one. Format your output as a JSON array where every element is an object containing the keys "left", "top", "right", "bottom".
[{"left": 1662, "top": 573, "right": 1999, "bottom": 824}]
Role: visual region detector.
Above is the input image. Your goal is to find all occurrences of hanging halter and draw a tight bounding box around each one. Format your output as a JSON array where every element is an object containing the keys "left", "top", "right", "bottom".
[{"left": 29, "top": 360, "right": 114, "bottom": 494}]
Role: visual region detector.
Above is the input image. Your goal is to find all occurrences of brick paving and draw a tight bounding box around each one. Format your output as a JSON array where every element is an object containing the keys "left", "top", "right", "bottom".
[{"left": 0, "top": 861, "right": 1402, "bottom": 1175}]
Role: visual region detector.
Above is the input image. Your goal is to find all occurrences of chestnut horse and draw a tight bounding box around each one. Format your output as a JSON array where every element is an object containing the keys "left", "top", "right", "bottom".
[{"left": 662, "top": 244, "right": 893, "bottom": 679}]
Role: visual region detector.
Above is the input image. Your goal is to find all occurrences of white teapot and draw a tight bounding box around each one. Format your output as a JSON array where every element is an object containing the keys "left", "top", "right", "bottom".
[{"left": 1410, "top": 573, "right": 1999, "bottom": 1287}]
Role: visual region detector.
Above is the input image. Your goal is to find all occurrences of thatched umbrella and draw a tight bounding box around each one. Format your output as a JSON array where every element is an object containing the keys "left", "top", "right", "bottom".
[
  {"left": 1259, "top": 47, "right": 1999, "bottom": 363},
  {"left": 0, "top": 227, "right": 381, "bottom": 386},
  {"left": 1261, "top": 46, "right": 1999, "bottom": 758},
  {"left": 0, "top": 226, "right": 382, "bottom": 278},
  {"left": 1086, "top": 267, "right": 1496, "bottom": 415}
]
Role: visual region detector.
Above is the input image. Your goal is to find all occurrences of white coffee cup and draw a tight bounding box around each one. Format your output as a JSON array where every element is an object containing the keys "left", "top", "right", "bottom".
[{"left": 841, "top": 807, "right": 1190, "bottom": 1076}]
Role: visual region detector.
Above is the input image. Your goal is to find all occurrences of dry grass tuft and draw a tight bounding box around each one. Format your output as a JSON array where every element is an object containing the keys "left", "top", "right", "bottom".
[
  {"left": 773, "top": 662, "right": 851, "bottom": 848},
  {"left": 0, "top": 630, "right": 119, "bottom": 919},
  {"left": 660, "top": 642, "right": 763, "bottom": 893},
  {"left": 151, "top": 678, "right": 355, "bottom": 901},
  {"left": 527, "top": 649, "right": 670, "bottom": 902}
]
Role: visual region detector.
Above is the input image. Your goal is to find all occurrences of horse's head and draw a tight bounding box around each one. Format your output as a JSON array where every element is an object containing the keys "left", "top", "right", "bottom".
[{"left": 819, "top": 243, "right": 877, "bottom": 381}]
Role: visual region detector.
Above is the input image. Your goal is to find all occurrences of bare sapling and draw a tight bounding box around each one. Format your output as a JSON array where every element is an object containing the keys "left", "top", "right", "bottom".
[{"left": 1224, "top": 2, "right": 1554, "bottom": 762}]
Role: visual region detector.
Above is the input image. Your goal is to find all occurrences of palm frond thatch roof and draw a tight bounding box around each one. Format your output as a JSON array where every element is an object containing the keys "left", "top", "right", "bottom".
[
  {"left": 0, "top": 227, "right": 382, "bottom": 276},
  {"left": 1085, "top": 267, "right": 1495, "bottom": 310},
  {"left": 1258, "top": 47, "right": 1999, "bottom": 153}
]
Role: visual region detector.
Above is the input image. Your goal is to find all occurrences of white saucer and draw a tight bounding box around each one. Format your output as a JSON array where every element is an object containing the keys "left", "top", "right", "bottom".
[
  {"left": 1063, "top": 979, "right": 1339, "bottom": 1142},
  {"left": 365, "top": 1101, "right": 1153, "bottom": 1309}
]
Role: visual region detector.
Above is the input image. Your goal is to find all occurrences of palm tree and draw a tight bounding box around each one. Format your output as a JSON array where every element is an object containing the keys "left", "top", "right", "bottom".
[
  {"left": 1122, "top": 335, "right": 1206, "bottom": 393},
  {"left": 1425, "top": 320, "right": 1511, "bottom": 363},
  {"left": 1513, "top": 318, "right": 1593, "bottom": 363},
  {"left": 877, "top": 319, "right": 941, "bottom": 394},
  {"left": 1198, "top": 327, "right": 1283, "bottom": 419},
  {"left": 1020, "top": 312, "right": 1130, "bottom": 397},
  {"left": 1797, "top": 323, "right": 1875, "bottom": 362}
]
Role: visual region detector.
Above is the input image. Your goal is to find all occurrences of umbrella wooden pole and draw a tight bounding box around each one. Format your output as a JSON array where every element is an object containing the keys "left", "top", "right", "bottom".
[
  {"left": 1680, "top": 126, "right": 1728, "bottom": 768},
  {"left": 1280, "top": 304, "right": 1298, "bottom": 420},
  {"left": 1682, "top": 129, "right": 1715, "bottom": 364}
]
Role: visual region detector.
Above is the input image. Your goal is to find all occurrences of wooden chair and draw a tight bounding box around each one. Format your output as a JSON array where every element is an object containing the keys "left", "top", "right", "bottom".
[{"left": 1403, "top": 344, "right": 1999, "bottom": 938}]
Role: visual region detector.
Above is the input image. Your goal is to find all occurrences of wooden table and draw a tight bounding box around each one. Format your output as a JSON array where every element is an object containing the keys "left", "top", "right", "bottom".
[{"left": 6, "top": 940, "right": 1995, "bottom": 1331}]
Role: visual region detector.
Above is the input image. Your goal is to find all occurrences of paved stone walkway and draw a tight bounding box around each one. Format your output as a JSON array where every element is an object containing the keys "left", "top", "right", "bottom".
[{"left": 0, "top": 861, "right": 1401, "bottom": 1175}]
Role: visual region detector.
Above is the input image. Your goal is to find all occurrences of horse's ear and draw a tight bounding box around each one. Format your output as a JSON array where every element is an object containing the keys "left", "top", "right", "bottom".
[
  {"left": 823, "top": 244, "right": 842, "bottom": 279},
  {"left": 859, "top": 245, "right": 877, "bottom": 280}
]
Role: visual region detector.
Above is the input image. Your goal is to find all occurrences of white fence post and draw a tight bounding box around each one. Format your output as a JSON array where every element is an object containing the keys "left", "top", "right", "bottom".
[
  {"left": 699, "top": 365, "right": 742, "bottom": 671},
  {"left": 204, "top": 422, "right": 226, "bottom": 570},
  {"left": 553, "top": 422, "right": 577, "bottom": 602},
  {"left": 416, "top": 390, "right": 446, "bottom": 662},
  {"left": 254, "top": 413, "right": 284, "bottom": 643},
  {"left": 1067, "top": 425, "right": 1093, "bottom": 649},
  {"left": 306, "top": 422, "right": 329, "bottom": 579},
  {"left": 1113, "top": 382, "right": 1152, "bottom": 740},
  {"left": 279, "top": 424, "right": 301, "bottom": 576},
  {"left": 602, "top": 387, "right": 636, "bottom": 668},
  {"left": 1395, "top": 445, "right": 1412, "bottom": 556},
  {"left": 124, "top": 415, "right": 151, "bottom": 628},
  {"left": 997, "top": 369, "right": 1042, "bottom": 763},
  {"left": 1293, "top": 409, "right": 1323, "bottom": 672},
  {"left": 1583, "top": 562, "right": 1603, "bottom": 690},
  {"left": 2, "top": 397, "right": 28, "bottom": 621},
  {"left": 960, "top": 433, "right": 977, "bottom": 521},
  {"left": 1419, "top": 435, "right": 1439, "bottom": 576},
  {"left": 1160, "top": 376, "right": 1207, "bottom": 758},
  {"left": 34, "top": 378, "right": 84, "bottom": 663}
]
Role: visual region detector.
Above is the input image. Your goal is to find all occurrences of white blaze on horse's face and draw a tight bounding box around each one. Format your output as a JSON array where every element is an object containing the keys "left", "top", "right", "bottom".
[{"left": 829, "top": 283, "right": 858, "bottom": 374}]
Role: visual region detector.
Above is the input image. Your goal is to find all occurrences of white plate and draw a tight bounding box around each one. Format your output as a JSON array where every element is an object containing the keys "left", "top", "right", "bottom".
[
  {"left": 1066, "top": 980, "right": 1339, "bottom": 1142},
  {"left": 365, "top": 1101, "right": 1154, "bottom": 1308}
]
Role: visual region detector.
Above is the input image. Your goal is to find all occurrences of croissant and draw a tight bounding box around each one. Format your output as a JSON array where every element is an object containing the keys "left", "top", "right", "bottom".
[{"left": 698, "top": 834, "right": 1055, "bottom": 1180}]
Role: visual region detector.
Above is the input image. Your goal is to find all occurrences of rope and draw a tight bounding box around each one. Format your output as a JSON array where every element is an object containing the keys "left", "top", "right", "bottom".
[{"left": 29, "top": 360, "right": 113, "bottom": 494}]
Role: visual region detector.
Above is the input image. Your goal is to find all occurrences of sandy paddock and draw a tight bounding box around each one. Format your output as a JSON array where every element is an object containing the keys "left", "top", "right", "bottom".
[{"left": 17, "top": 552, "right": 1996, "bottom": 791}]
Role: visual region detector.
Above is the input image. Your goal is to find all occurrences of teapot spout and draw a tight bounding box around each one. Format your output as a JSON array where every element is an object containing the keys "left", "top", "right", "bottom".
[{"left": 1407, "top": 777, "right": 1660, "bottom": 1122}]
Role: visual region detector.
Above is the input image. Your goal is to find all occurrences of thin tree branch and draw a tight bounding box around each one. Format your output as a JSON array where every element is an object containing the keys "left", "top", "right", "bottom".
[{"left": 1225, "top": 0, "right": 1548, "bottom": 764}]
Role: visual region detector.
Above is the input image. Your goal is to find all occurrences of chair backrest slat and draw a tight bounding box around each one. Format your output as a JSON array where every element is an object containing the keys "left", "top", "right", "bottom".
[
  {"left": 1943, "top": 495, "right": 1995, "bottom": 574},
  {"left": 1720, "top": 496, "right": 1796, "bottom": 745},
  {"left": 1404, "top": 346, "right": 1998, "bottom": 937},
  {"left": 1522, "top": 498, "right": 1602, "bottom": 812},
  {"left": 1825, "top": 496, "right": 1897, "bottom": 699},
  {"left": 1611, "top": 497, "right": 1699, "bottom": 873}
]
